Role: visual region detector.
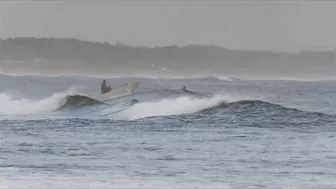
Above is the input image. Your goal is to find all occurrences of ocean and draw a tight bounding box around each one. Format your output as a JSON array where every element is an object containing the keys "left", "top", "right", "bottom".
[{"left": 0, "top": 74, "right": 336, "bottom": 188}]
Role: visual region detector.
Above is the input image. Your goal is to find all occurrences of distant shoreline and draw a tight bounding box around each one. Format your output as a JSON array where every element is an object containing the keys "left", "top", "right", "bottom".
[
  {"left": 0, "top": 37, "right": 335, "bottom": 79},
  {"left": 1, "top": 71, "right": 335, "bottom": 83}
]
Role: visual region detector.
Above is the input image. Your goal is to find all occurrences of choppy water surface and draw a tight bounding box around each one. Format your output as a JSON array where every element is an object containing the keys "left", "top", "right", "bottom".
[{"left": 1, "top": 74, "right": 336, "bottom": 188}]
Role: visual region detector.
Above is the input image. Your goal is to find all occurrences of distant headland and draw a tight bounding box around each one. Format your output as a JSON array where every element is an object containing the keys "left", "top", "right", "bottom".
[{"left": 0, "top": 37, "right": 335, "bottom": 79}]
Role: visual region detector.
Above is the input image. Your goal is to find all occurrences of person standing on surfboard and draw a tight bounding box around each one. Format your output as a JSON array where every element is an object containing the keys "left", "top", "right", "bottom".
[{"left": 101, "top": 80, "right": 112, "bottom": 94}]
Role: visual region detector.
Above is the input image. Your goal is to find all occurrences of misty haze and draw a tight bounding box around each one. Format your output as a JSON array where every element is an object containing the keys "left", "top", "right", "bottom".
[
  {"left": 2, "top": 2, "right": 336, "bottom": 189},
  {"left": 1, "top": 1, "right": 336, "bottom": 80},
  {"left": 0, "top": 37, "right": 335, "bottom": 80}
]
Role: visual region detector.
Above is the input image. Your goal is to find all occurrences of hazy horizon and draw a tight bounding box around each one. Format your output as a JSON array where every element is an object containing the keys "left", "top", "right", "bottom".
[
  {"left": 1, "top": 1, "right": 336, "bottom": 52},
  {"left": 2, "top": 36, "right": 335, "bottom": 52},
  {"left": 0, "top": 37, "right": 335, "bottom": 80},
  {"left": 1, "top": 2, "right": 336, "bottom": 80}
]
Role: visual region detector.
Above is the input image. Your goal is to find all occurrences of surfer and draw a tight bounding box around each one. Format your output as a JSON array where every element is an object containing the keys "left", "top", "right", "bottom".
[
  {"left": 101, "top": 80, "right": 112, "bottom": 94},
  {"left": 181, "top": 85, "right": 203, "bottom": 97}
]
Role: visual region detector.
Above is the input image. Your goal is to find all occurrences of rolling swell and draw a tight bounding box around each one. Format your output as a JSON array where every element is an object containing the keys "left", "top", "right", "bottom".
[
  {"left": 52, "top": 89, "right": 335, "bottom": 124},
  {"left": 57, "top": 95, "right": 107, "bottom": 110},
  {"left": 201, "top": 99, "right": 336, "bottom": 125}
]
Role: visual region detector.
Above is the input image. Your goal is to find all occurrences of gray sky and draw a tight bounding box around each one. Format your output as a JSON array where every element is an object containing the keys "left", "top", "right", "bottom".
[{"left": 0, "top": 1, "right": 335, "bottom": 51}]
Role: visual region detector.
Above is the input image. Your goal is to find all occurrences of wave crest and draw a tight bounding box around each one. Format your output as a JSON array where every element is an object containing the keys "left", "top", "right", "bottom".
[
  {"left": 115, "top": 94, "right": 251, "bottom": 120},
  {"left": 57, "top": 95, "right": 106, "bottom": 110}
]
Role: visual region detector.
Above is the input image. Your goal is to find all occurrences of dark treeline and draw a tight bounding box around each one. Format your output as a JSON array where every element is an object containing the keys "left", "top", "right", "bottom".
[{"left": 0, "top": 37, "right": 335, "bottom": 77}]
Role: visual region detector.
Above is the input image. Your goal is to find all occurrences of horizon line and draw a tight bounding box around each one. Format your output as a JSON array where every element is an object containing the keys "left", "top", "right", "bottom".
[{"left": 1, "top": 36, "right": 335, "bottom": 53}]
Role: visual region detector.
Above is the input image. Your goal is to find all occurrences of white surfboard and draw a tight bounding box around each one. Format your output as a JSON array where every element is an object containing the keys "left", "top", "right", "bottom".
[{"left": 100, "top": 81, "right": 140, "bottom": 101}]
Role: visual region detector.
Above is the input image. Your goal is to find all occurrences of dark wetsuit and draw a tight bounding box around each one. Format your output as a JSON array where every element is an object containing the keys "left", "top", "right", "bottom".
[
  {"left": 101, "top": 80, "right": 112, "bottom": 94},
  {"left": 181, "top": 85, "right": 201, "bottom": 96}
]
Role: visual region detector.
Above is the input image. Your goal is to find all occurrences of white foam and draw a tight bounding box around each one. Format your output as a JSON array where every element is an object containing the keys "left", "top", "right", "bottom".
[
  {"left": 0, "top": 174, "right": 9, "bottom": 189},
  {"left": 213, "top": 76, "right": 234, "bottom": 81},
  {"left": 0, "top": 87, "right": 80, "bottom": 116},
  {"left": 117, "top": 93, "right": 255, "bottom": 120}
]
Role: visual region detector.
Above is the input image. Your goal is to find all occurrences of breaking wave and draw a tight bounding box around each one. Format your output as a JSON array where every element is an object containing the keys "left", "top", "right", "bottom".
[
  {"left": 57, "top": 95, "right": 106, "bottom": 110},
  {"left": 0, "top": 89, "right": 333, "bottom": 122},
  {"left": 115, "top": 94, "right": 334, "bottom": 121},
  {"left": 116, "top": 94, "right": 256, "bottom": 120},
  {"left": 0, "top": 93, "right": 65, "bottom": 115}
]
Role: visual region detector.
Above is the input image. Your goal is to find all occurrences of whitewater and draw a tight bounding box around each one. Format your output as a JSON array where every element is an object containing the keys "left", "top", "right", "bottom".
[{"left": 1, "top": 74, "right": 336, "bottom": 188}]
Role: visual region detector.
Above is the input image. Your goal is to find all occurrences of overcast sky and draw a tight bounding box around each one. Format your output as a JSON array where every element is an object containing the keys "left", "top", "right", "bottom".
[{"left": 0, "top": 1, "right": 335, "bottom": 52}]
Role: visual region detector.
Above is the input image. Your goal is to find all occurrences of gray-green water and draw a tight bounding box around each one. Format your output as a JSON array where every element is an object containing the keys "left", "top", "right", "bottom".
[{"left": 1, "top": 74, "right": 336, "bottom": 188}]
